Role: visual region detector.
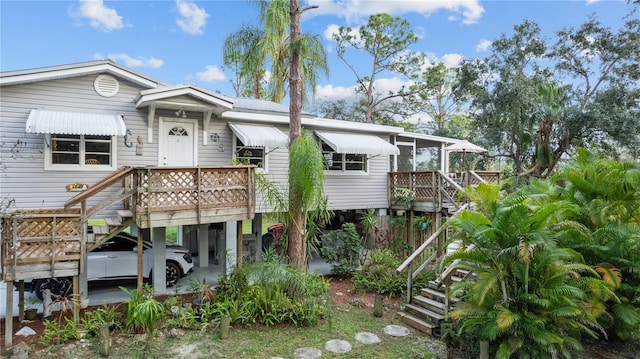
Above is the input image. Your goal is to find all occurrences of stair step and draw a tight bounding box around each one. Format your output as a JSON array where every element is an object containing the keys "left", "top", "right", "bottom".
[
  {"left": 105, "top": 217, "right": 122, "bottom": 226},
  {"left": 404, "top": 303, "right": 445, "bottom": 325},
  {"left": 412, "top": 295, "right": 447, "bottom": 315},
  {"left": 397, "top": 312, "right": 436, "bottom": 335},
  {"left": 421, "top": 287, "right": 446, "bottom": 300},
  {"left": 92, "top": 225, "right": 110, "bottom": 234},
  {"left": 117, "top": 210, "right": 133, "bottom": 220}
]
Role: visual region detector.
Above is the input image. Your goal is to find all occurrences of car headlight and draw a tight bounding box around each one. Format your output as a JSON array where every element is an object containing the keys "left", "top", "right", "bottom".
[{"left": 183, "top": 253, "right": 193, "bottom": 263}]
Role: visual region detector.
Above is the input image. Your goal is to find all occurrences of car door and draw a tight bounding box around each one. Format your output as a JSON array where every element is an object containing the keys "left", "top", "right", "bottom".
[{"left": 89, "top": 235, "right": 139, "bottom": 279}]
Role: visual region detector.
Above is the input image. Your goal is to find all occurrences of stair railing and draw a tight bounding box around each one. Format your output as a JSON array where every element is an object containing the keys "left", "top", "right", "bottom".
[
  {"left": 437, "top": 170, "right": 463, "bottom": 210},
  {"left": 396, "top": 203, "right": 469, "bottom": 304}
]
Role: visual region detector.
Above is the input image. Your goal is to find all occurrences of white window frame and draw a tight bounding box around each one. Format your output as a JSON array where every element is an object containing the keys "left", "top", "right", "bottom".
[
  {"left": 233, "top": 136, "right": 268, "bottom": 173},
  {"left": 44, "top": 134, "right": 117, "bottom": 171},
  {"left": 321, "top": 141, "right": 368, "bottom": 174}
]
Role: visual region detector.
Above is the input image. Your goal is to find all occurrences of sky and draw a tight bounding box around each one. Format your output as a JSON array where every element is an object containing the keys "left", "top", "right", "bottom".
[{"left": 0, "top": 0, "right": 633, "bottom": 108}]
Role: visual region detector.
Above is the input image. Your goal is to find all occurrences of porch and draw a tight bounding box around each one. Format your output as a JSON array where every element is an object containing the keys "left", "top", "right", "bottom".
[{"left": 1, "top": 165, "right": 255, "bottom": 347}]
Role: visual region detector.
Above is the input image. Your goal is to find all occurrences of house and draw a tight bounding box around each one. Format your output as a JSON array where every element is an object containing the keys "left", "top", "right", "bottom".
[{"left": 0, "top": 59, "right": 481, "bottom": 316}]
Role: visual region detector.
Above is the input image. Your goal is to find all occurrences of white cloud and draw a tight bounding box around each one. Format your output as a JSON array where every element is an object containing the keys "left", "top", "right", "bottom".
[
  {"left": 73, "top": 0, "right": 123, "bottom": 31},
  {"left": 316, "top": 84, "right": 357, "bottom": 102},
  {"left": 196, "top": 65, "right": 225, "bottom": 82},
  {"left": 585, "top": 0, "right": 601, "bottom": 4},
  {"left": 94, "top": 53, "right": 163, "bottom": 68},
  {"left": 175, "top": 0, "right": 208, "bottom": 35},
  {"left": 307, "top": 0, "right": 484, "bottom": 25},
  {"left": 440, "top": 53, "right": 463, "bottom": 67},
  {"left": 476, "top": 39, "right": 492, "bottom": 52}
]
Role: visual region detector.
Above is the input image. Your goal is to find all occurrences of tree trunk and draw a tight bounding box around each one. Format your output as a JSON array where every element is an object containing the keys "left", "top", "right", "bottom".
[{"left": 288, "top": 0, "right": 305, "bottom": 269}]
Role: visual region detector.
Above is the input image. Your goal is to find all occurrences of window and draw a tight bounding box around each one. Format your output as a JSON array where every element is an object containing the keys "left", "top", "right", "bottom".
[
  {"left": 235, "top": 138, "right": 265, "bottom": 169},
  {"left": 321, "top": 142, "right": 367, "bottom": 172},
  {"left": 47, "top": 134, "right": 115, "bottom": 170}
]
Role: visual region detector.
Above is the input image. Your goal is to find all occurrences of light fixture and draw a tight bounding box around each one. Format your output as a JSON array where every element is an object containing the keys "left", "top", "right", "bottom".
[{"left": 175, "top": 108, "right": 187, "bottom": 118}]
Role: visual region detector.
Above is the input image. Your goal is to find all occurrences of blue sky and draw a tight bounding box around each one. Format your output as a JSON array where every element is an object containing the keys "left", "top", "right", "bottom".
[{"left": 0, "top": 0, "right": 632, "bottom": 106}]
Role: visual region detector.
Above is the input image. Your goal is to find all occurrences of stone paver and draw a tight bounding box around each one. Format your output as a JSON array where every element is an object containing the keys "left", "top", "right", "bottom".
[
  {"left": 325, "top": 339, "right": 352, "bottom": 353},
  {"left": 294, "top": 347, "right": 322, "bottom": 359},
  {"left": 383, "top": 324, "right": 410, "bottom": 337},
  {"left": 355, "top": 332, "right": 381, "bottom": 344}
]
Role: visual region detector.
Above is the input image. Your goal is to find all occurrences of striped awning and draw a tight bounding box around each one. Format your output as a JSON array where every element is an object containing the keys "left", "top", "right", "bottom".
[
  {"left": 315, "top": 131, "right": 399, "bottom": 155},
  {"left": 25, "top": 109, "right": 126, "bottom": 136},
  {"left": 228, "top": 123, "right": 289, "bottom": 148}
]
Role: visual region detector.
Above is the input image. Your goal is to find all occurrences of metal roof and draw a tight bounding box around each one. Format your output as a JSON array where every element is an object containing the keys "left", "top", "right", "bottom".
[
  {"left": 26, "top": 109, "right": 127, "bottom": 136},
  {"left": 315, "top": 131, "right": 400, "bottom": 156},
  {"left": 228, "top": 123, "right": 289, "bottom": 148}
]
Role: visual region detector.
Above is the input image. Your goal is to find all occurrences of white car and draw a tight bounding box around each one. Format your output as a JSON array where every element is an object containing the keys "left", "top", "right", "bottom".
[{"left": 30, "top": 232, "right": 194, "bottom": 300}]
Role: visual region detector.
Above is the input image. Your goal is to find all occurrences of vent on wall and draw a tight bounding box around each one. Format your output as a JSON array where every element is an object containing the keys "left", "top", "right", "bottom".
[{"left": 94, "top": 74, "right": 120, "bottom": 97}]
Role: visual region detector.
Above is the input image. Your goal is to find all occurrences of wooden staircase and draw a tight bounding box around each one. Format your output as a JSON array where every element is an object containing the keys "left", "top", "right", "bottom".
[
  {"left": 398, "top": 269, "right": 473, "bottom": 335},
  {"left": 87, "top": 209, "right": 134, "bottom": 251}
]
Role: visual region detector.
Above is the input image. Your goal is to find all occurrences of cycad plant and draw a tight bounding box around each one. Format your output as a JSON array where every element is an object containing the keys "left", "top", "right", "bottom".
[
  {"left": 444, "top": 182, "right": 613, "bottom": 358},
  {"left": 551, "top": 148, "right": 640, "bottom": 340}
]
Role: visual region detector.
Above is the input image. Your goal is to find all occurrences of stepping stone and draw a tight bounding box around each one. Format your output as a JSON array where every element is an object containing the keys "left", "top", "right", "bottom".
[
  {"left": 294, "top": 347, "right": 322, "bottom": 359},
  {"left": 325, "top": 339, "right": 352, "bottom": 353},
  {"left": 383, "top": 324, "right": 410, "bottom": 337},
  {"left": 355, "top": 332, "right": 381, "bottom": 344}
]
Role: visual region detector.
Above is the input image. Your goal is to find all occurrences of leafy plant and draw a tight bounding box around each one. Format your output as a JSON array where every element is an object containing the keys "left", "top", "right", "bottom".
[
  {"left": 391, "top": 188, "right": 414, "bottom": 208},
  {"left": 319, "top": 223, "right": 361, "bottom": 277},
  {"left": 80, "top": 303, "right": 123, "bottom": 335},
  {"left": 121, "top": 284, "right": 167, "bottom": 351},
  {"left": 40, "top": 317, "right": 79, "bottom": 345}
]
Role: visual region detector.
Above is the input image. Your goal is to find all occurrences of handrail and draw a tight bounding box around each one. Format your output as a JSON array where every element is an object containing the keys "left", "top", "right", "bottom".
[
  {"left": 437, "top": 243, "right": 476, "bottom": 283},
  {"left": 396, "top": 230, "right": 440, "bottom": 273},
  {"left": 468, "top": 171, "right": 486, "bottom": 186},
  {"left": 438, "top": 170, "right": 463, "bottom": 190},
  {"left": 65, "top": 166, "right": 135, "bottom": 209},
  {"left": 396, "top": 203, "right": 469, "bottom": 274}
]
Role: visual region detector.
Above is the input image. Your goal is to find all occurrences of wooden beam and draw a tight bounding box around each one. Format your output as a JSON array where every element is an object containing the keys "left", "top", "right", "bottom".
[
  {"left": 5, "top": 279, "right": 13, "bottom": 348},
  {"left": 137, "top": 230, "right": 144, "bottom": 293},
  {"left": 147, "top": 104, "right": 156, "bottom": 143},
  {"left": 236, "top": 221, "right": 243, "bottom": 269},
  {"left": 18, "top": 281, "right": 24, "bottom": 321}
]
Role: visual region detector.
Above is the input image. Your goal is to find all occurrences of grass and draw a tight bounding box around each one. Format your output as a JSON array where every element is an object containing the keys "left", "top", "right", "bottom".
[{"left": 94, "top": 303, "right": 445, "bottom": 359}]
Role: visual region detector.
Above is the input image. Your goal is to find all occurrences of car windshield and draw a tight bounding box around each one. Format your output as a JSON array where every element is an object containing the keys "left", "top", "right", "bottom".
[{"left": 92, "top": 234, "right": 152, "bottom": 252}]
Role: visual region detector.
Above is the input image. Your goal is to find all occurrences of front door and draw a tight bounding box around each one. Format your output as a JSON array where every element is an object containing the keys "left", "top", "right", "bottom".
[{"left": 159, "top": 119, "right": 197, "bottom": 166}]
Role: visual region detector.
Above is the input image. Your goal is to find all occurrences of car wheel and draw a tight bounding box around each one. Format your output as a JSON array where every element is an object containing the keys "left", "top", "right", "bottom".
[
  {"left": 33, "top": 277, "right": 72, "bottom": 301},
  {"left": 166, "top": 261, "right": 181, "bottom": 287}
]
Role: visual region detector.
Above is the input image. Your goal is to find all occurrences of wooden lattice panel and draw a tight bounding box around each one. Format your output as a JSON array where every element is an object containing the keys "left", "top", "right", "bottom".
[{"left": 13, "top": 240, "right": 81, "bottom": 265}]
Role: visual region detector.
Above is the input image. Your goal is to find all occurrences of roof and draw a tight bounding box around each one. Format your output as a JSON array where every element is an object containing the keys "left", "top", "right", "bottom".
[
  {"left": 26, "top": 109, "right": 127, "bottom": 136},
  {"left": 0, "top": 59, "right": 165, "bottom": 89},
  {"left": 315, "top": 130, "right": 400, "bottom": 155},
  {"left": 231, "top": 97, "right": 315, "bottom": 117},
  {"left": 135, "top": 85, "right": 234, "bottom": 114},
  {"left": 228, "top": 123, "right": 289, "bottom": 148}
]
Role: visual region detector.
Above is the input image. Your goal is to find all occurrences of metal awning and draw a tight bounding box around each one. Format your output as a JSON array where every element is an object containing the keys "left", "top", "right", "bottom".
[
  {"left": 315, "top": 131, "right": 400, "bottom": 155},
  {"left": 25, "top": 109, "right": 126, "bottom": 136},
  {"left": 228, "top": 123, "right": 289, "bottom": 148}
]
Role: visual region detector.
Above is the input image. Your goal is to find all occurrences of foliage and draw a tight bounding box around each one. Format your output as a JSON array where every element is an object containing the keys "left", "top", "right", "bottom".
[
  {"left": 444, "top": 182, "right": 613, "bottom": 358},
  {"left": 332, "top": 13, "right": 426, "bottom": 124},
  {"left": 121, "top": 284, "right": 167, "bottom": 339},
  {"left": 40, "top": 317, "right": 79, "bottom": 346},
  {"left": 391, "top": 188, "right": 414, "bottom": 208},
  {"left": 455, "top": 9, "right": 640, "bottom": 177},
  {"left": 214, "top": 259, "right": 330, "bottom": 326},
  {"left": 319, "top": 223, "right": 362, "bottom": 277},
  {"left": 81, "top": 303, "right": 124, "bottom": 335},
  {"left": 551, "top": 149, "right": 640, "bottom": 340},
  {"left": 222, "top": 0, "right": 328, "bottom": 103}
]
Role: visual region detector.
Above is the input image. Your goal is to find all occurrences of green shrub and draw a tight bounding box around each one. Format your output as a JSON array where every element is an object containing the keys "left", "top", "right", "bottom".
[
  {"left": 81, "top": 303, "right": 123, "bottom": 334},
  {"left": 319, "top": 222, "right": 361, "bottom": 277},
  {"left": 353, "top": 248, "right": 405, "bottom": 296},
  {"left": 40, "top": 317, "right": 79, "bottom": 346},
  {"left": 213, "top": 260, "right": 330, "bottom": 327}
]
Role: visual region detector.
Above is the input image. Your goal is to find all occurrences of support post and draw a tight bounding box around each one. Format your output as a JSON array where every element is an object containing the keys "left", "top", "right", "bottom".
[
  {"left": 73, "top": 275, "right": 80, "bottom": 323},
  {"left": 373, "top": 294, "right": 383, "bottom": 317},
  {"left": 99, "top": 324, "right": 111, "bottom": 356},
  {"left": 18, "top": 281, "right": 24, "bottom": 321},
  {"left": 152, "top": 227, "right": 167, "bottom": 295},
  {"left": 236, "top": 221, "right": 243, "bottom": 268},
  {"left": 137, "top": 230, "right": 144, "bottom": 293},
  {"left": 197, "top": 224, "right": 209, "bottom": 267},
  {"left": 5, "top": 280, "right": 13, "bottom": 348},
  {"left": 220, "top": 315, "right": 230, "bottom": 339}
]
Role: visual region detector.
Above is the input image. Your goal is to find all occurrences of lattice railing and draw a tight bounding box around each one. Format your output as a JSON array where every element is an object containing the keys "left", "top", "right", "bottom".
[
  {"left": 1, "top": 209, "right": 82, "bottom": 278},
  {"left": 136, "top": 167, "right": 253, "bottom": 212}
]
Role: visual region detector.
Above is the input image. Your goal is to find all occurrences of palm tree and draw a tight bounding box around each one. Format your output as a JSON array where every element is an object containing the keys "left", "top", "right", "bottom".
[
  {"left": 444, "top": 182, "right": 612, "bottom": 357},
  {"left": 222, "top": 0, "right": 328, "bottom": 103}
]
